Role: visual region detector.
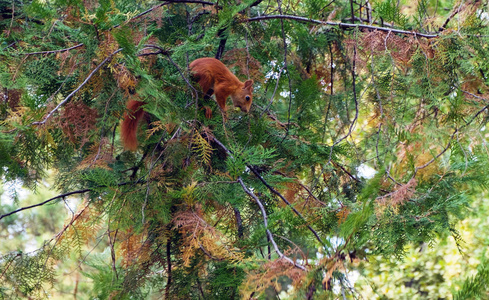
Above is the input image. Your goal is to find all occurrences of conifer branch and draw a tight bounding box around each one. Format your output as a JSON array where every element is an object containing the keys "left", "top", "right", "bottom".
[
  {"left": 32, "top": 48, "right": 123, "bottom": 126},
  {"left": 212, "top": 136, "right": 329, "bottom": 254},
  {"left": 244, "top": 15, "right": 439, "bottom": 38},
  {"left": 238, "top": 177, "right": 306, "bottom": 270},
  {"left": 249, "top": 167, "right": 329, "bottom": 250}
]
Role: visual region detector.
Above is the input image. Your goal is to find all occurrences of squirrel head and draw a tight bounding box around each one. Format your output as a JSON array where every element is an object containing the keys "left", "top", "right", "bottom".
[{"left": 231, "top": 79, "right": 254, "bottom": 113}]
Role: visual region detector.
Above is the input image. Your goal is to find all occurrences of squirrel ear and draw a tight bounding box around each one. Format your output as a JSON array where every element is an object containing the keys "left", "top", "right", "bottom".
[{"left": 243, "top": 79, "right": 253, "bottom": 89}]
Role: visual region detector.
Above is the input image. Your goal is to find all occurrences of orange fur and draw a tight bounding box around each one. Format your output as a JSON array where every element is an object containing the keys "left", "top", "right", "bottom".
[
  {"left": 189, "top": 57, "right": 254, "bottom": 113},
  {"left": 121, "top": 100, "right": 145, "bottom": 151}
]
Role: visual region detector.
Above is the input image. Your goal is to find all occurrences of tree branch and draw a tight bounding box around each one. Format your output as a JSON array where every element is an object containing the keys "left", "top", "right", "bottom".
[
  {"left": 24, "top": 43, "right": 84, "bottom": 56},
  {"left": 212, "top": 136, "right": 329, "bottom": 254},
  {"left": 439, "top": 2, "right": 464, "bottom": 32},
  {"left": 0, "top": 189, "right": 91, "bottom": 221},
  {"left": 31, "top": 48, "right": 123, "bottom": 126},
  {"left": 244, "top": 15, "right": 439, "bottom": 38},
  {"left": 238, "top": 177, "right": 306, "bottom": 270},
  {"left": 159, "top": 0, "right": 216, "bottom": 5},
  {"left": 249, "top": 166, "right": 329, "bottom": 251},
  {"left": 0, "top": 178, "right": 146, "bottom": 222}
]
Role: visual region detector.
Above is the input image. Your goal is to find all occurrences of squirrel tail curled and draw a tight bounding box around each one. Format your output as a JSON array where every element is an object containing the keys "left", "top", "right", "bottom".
[{"left": 121, "top": 100, "right": 145, "bottom": 151}]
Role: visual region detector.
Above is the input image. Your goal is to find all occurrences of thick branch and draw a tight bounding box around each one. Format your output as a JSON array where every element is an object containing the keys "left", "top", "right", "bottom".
[{"left": 244, "top": 15, "right": 439, "bottom": 38}]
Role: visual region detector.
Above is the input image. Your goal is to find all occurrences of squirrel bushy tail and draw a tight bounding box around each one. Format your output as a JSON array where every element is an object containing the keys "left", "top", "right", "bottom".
[{"left": 121, "top": 100, "right": 145, "bottom": 151}]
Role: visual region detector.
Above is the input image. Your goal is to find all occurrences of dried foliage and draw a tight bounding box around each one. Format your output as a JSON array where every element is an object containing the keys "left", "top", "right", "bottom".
[
  {"left": 173, "top": 205, "right": 243, "bottom": 266},
  {"left": 242, "top": 258, "right": 306, "bottom": 298},
  {"left": 76, "top": 138, "right": 114, "bottom": 170},
  {"left": 376, "top": 178, "right": 417, "bottom": 215},
  {"left": 56, "top": 101, "right": 98, "bottom": 147}
]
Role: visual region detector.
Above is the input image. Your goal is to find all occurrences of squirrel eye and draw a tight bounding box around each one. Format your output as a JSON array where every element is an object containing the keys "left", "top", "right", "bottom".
[{"left": 246, "top": 96, "right": 250, "bottom": 101}]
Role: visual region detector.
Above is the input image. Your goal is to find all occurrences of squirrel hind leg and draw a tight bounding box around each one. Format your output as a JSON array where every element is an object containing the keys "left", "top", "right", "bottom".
[{"left": 204, "top": 88, "right": 214, "bottom": 100}]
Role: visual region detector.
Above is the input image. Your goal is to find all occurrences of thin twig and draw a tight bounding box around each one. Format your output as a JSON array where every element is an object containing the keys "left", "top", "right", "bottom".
[
  {"left": 138, "top": 45, "right": 198, "bottom": 104},
  {"left": 1, "top": 41, "right": 17, "bottom": 51},
  {"left": 24, "top": 43, "right": 84, "bottom": 56},
  {"left": 6, "top": 1, "right": 14, "bottom": 38},
  {"left": 116, "top": 0, "right": 217, "bottom": 29},
  {"left": 260, "top": 65, "right": 284, "bottom": 117},
  {"left": 328, "top": 30, "right": 359, "bottom": 163},
  {"left": 413, "top": 103, "right": 489, "bottom": 175},
  {"left": 0, "top": 179, "right": 144, "bottom": 222},
  {"left": 461, "top": 89, "right": 489, "bottom": 104},
  {"left": 439, "top": 2, "right": 464, "bottom": 32},
  {"left": 414, "top": 129, "right": 457, "bottom": 173},
  {"left": 277, "top": 0, "right": 293, "bottom": 141}
]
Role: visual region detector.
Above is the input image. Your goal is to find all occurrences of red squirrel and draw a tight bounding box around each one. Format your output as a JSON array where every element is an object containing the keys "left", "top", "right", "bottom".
[
  {"left": 189, "top": 57, "right": 254, "bottom": 113},
  {"left": 120, "top": 57, "right": 254, "bottom": 150}
]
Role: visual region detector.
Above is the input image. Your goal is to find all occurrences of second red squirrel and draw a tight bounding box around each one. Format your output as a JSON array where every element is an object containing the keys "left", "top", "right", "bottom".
[{"left": 121, "top": 57, "right": 254, "bottom": 150}]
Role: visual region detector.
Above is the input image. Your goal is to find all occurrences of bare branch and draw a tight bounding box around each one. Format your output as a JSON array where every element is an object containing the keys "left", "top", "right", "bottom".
[
  {"left": 32, "top": 48, "right": 123, "bottom": 126},
  {"left": 439, "top": 2, "right": 464, "bottom": 32},
  {"left": 249, "top": 167, "right": 329, "bottom": 251},
  {"left": 244, "top": 15, "right": 439, "bottom": 38},
  {"left": 24, "top": 43, "right": 84, "bottom": 56},
  {"left": 238, "top": 177, "right": 306, "bottom": 270},
  {"left": 0, "top": 189, "right": 91, "bottom": 221}
]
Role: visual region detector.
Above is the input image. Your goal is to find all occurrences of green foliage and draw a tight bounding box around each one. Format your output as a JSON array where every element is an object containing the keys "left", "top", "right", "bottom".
[
  {"left": 1, "top": 0, "right": 489, "bottom": 299},
  {"left": 374, "top": 0, "right": 408, "bottom": 27}
]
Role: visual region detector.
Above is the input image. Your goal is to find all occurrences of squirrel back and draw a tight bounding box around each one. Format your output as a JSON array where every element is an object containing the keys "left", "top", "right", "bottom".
[{"left": 190, "top": 57, "right": 253, "bottom": 112}]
